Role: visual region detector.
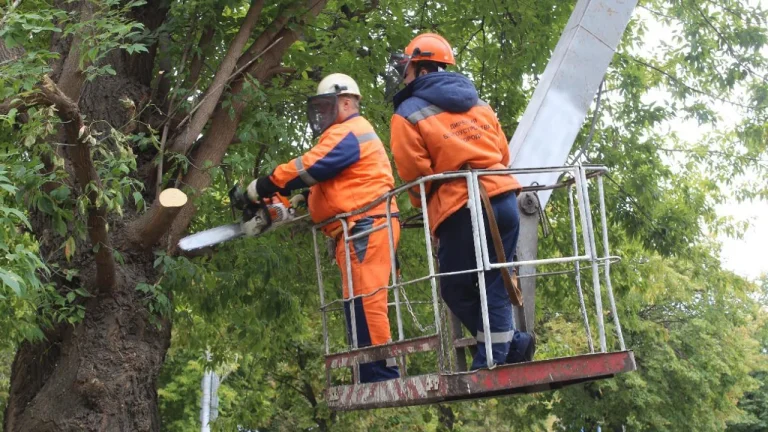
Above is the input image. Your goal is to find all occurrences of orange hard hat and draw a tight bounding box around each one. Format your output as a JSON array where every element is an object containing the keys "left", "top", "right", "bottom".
[{"left": 405, "top": 33, "right": 455, "bottom": 65}]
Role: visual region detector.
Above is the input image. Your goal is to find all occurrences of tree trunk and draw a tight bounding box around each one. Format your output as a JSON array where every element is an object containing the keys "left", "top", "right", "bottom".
[
  {"left": 2, "top": 0, "right": 328, "bottom": 429},
  {"left": 3, "top": 2, "right": 172, "bottom": 430}
]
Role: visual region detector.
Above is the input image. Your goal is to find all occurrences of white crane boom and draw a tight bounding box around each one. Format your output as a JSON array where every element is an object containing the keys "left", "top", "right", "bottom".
[{"left": 508, "top": 0, "right": 637, "bottom": 206}]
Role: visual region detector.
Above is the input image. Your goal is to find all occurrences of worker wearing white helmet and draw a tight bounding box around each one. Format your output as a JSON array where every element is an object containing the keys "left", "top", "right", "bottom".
[{"left": 241, "top": 73, "right": 401, "bottom": 383}]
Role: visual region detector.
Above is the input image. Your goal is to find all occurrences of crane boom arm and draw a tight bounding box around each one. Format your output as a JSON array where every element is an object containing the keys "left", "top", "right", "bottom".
[{"left": 508, "top": 0, "right": 637, "bottom": 206}]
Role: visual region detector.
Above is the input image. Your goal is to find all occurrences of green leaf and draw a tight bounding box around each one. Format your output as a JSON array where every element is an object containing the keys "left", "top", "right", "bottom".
[
  {"left": 53, "top": 215, "right": 67, "bottom": 236},
  {"left": 0, "top": 270, "right": 24, "bottom": 296},
  {"left": 133, "top": 191, "right": 144, "bottom": 211},
  {"left": 0, "top": 183, "right": 17, "bottom": 194},
  {"left": 64, "top": 236, "right": 76, "bottom": 261},
  {"left": 37, "top": 195, "right": 54, "bottom": 215},
  {"left": 6, "top": 107, "right": 18, "bottom": 124},
  {"left": 113, "top": 249, "right": 125, "bottom": 265},
  {"left": 1, "top": 206, "right": 30, "bottom": 228},
  {"left": 51, "top": 186, "right": 71, "bottom": 201}
]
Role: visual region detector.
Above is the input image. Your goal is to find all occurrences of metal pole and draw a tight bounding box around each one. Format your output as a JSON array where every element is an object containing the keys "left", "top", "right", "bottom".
[
  {"left": 472, "top": 172, "right": 492, "bottom": 271},
  {"left": 568, "top": 186, "right": 594, "bottom": 353},
  {"left": 578, "top": 166, "right": 607, "bottom": 352},
  {"left": 210, "top": 371, "right": 220, "bottom": 423},
  {"left": 340, "top": 219, "right": 361, "bottom": 384},
  {"left": 573, "top": 169, "right": 593, "bottom": 260},
  {"left": 487, "top": 255, "right": 592, "bottom": 268},
  {"left": 200, "top": 351, "right": 212, "bottom": 432},
  {"left": 312, "top": 228, "right": 330, "bottom": 356},
  {"left": 312, "top": 228, "right": 334, "bottom": 389},
  {"left": 386, "top": 197, "right": 405, "bottom": 342},
  {"left": 386, "top": 195, "right": 406, "bottom": 375},
  {"left": 597, "top": 176, "right": 626, "bottom": 350},
  {"left": 419, "top": 181, "right": 444, "bottom": 371},
  {"left": 466, "top": 173, "right": 495, "bottom": 367},
  {"left": 340, "top": 219, "right": 358, "bottom": 350}
]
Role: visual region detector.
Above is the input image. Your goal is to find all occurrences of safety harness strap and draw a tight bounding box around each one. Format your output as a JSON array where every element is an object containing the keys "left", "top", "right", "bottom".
[{"left": 478, "top": 178, "right": 523, "bottom": 306}]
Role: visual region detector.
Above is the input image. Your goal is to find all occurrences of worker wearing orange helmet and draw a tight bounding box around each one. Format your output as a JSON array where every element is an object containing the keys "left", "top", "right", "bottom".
[
  {"left": 241, "top": 73, "right": 400, "bottom": 383},
  {"left": 387, "top": 34, "right": 534, "bottom": 369}
]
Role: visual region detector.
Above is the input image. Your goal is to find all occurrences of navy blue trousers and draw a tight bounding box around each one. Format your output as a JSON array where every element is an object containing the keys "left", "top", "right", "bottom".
[{"left": 437, "top": 192, "right": 520, "bottom": 369}]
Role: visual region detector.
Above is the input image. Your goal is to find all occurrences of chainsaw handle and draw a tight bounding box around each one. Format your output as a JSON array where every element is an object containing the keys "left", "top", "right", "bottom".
[{"left": 228, "top": 185, "right": 251, "bottom": 211}]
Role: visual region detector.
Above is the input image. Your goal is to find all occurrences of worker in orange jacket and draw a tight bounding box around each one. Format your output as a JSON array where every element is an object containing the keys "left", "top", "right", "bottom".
[
  {"left": 387, "top": 34, "right": 534, "bottom": 369},
  {"left": 241, "top": 74, "right": 400, "bottom": 383}
]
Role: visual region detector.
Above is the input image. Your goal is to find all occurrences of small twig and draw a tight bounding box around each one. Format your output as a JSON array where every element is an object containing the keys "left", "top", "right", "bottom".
[
  {"left": 417, "top": 0, "right": 428, "bottom": 29},
  {"left": 658, "top": 147, "right": 768, "bottom": 166},
  {"left": 694, "top": 6, "right": 768, "bottom": 83},
  {"left": 175, "top": 37, "right": 284, "bottom": 131},
  {"left": 252, "top": 143, "right": 269, "bottom": 178},
  {"left": 629, "top": 55, "right": 760, "bottom": 110},
  {"left": 638, "top": 4, "right": 677, "bottom": 21},
  {"left": 163, "top": 41, "right": 192, "bottom": 115},
  {"left": 155, "top": 122, "right": 170, "bottom": 199},
  {"left": 221, "top": 165, "right": 236, "bottom": 220},
  {"left": 0, "top": 0, "right": 23, "bottom": 30},
  {"left": 457, "top": 18, "right": 484, "bottom": 59}
]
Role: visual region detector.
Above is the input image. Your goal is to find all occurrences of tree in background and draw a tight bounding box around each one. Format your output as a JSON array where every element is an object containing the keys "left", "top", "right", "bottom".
[
  {"left": 0, "top": 0, "right": 328, "bottom": 429},
  {"left": 727, "top": 277, "right": 768, "bottom": 432},
  {"left": 1, "top": 0, "right": 768, "bottom": 431}
]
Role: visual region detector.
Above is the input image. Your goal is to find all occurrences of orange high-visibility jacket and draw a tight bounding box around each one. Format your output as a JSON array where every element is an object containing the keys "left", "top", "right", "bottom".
[
  {"left": 259, "top": 114, "right": 398, "bottom": 236},
  {"left": 390, "top": 72, "right": 521, "bottom": 233}
]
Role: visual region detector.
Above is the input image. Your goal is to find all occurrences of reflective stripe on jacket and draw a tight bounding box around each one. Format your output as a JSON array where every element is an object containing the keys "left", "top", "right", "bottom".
[
  {"left": 269, "top": 114, "right": 398, "bottom": 236},
  {"left": 390, "top": 72, "right": 521, "bottom": 233}
]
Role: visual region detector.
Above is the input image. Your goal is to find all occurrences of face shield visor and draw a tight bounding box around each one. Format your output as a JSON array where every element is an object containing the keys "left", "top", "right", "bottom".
[
  {"left": 383, "top": 52, "right": 412, "bottom": 100},
  {"left": 306, "top": 93, "right": 338, "bottom": 138}
]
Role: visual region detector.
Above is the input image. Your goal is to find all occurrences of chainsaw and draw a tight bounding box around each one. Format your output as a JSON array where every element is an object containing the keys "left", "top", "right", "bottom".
[{"left": 177, "top": 186, "right": 309, "bottom": 252}]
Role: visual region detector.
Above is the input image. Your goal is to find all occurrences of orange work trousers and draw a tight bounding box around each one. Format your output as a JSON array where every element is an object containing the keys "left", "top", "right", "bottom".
[{"left": 335, "top": 216, "right": 400, "bottom": 382}]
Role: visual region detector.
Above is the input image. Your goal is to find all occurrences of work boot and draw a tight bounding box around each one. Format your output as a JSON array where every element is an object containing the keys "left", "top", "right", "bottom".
[{"left": 505, "top": 330, "right": 535, "bottom": 364}]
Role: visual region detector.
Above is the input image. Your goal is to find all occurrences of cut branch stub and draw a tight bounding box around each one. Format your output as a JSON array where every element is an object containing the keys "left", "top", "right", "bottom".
[{"left": 134, "top": 188, "right": 188, "bottom": 249}]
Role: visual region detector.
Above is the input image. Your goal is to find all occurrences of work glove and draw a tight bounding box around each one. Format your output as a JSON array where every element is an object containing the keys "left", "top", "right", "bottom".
[
  {"left": 229, "top": 177, "right": 268, "bottom": 209},
  {"left": 228, "top": 185, "right": 251, "bottom": 211},
  {"left": 246, "top": 179, "right": 261, "bottom": 203},
  {"left": 229, "top": 183, "right": 271, "bottom": 236},
  {"left": 289, "top": 190, "right": 309, "bottom": 209}
]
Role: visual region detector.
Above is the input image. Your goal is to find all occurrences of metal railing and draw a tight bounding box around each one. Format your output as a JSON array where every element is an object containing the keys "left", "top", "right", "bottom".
[{"left": 311, "top": 164, "right": 626, "bottom": 384}]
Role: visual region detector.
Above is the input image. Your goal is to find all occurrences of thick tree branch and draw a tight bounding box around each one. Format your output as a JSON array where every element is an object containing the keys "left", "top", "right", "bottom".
[
  {"left": 169, "top": 0, "right": 266, "bottom": 154},
  {"left": 238, "top": 15, "right": 292, "bottom": 68},
  {"left": 164, "top": 0, "right": 329, "bottom": 250},
  {"left": 130, "top": 188, "right": 187, "bottom": 249},
  {"left": 266, "top": 66, "right": 296, "bottom": 77},
  {"left": 57, "top": 1, "right": 93, "bottom": 100},
  {"left": 39, "top": 75, "right": 116, "bottom": 293},
  {"left": 153, "top": 32, "right": 175, "bottom": 109},
  {"left": 185, "top": 25, "right": 216, "bottom": 90},
  {"left": 172, "top": 36, "right": 284, "bottom": 142}
]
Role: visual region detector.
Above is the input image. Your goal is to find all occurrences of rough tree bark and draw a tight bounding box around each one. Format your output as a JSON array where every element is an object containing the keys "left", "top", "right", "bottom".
[{"left": 2, "top": 0, "right": 328, "bottom": 430}]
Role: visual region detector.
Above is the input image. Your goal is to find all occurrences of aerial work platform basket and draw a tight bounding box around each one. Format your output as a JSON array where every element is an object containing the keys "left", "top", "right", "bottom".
[{"left": 311, "top": 165, "right": 636, "bottom": 411}]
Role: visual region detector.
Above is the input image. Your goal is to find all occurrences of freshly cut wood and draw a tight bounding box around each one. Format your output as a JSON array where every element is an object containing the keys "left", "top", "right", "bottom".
[
  {"left": 159, "top": 188, "right": 188, "bottom": 207},
  {"left": 135, "top": 188, "right": 188, "bottom": 248}
]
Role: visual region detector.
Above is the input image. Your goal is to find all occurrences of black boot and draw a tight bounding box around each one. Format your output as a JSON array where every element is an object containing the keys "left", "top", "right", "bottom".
[{"left": 505, "top": 330, "right": 535, "bottom": 364}]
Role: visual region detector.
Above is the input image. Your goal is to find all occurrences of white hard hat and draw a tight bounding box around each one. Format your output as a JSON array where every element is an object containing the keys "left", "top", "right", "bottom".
[{"left": 316, "top": 73, "right": 361, "bottom": 98}]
